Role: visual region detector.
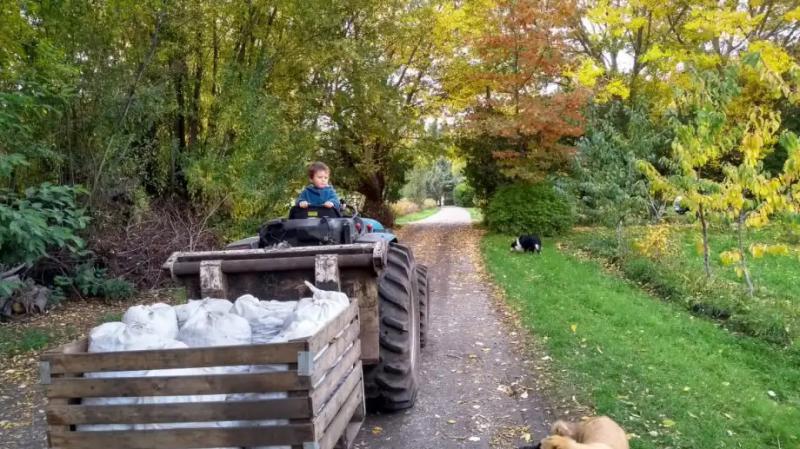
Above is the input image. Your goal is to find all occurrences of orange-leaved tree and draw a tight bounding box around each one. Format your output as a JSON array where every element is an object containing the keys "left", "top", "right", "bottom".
[{"left": 466, "top": 0, "right": 588, "bottom": 182}]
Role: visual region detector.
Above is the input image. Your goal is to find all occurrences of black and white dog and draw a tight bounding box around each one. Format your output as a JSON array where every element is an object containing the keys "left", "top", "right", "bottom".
[{"left": 511, "top": 234, "right": 542, "bottom": 253}]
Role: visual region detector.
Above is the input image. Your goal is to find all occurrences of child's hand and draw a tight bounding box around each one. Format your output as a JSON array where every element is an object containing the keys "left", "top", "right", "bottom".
[
  {"left": 323, "top": 201, "right": 334, "bottom": 208},
  {"left": 299, "top": 201, "right": 309, "bottom": 208}
]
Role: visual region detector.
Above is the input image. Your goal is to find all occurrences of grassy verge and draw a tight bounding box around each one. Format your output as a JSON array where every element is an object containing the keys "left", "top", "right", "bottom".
[
  {"left": 395, "top": 207, "right": 440, "bottom": 225},
  {"left": 563, "top": 226, "right": 800, "bottom": 348},
  {"left": 482, "top": 233, "right": 800, "bottom": 449},
  {"left": 0, "top": 325, "right": 79, "bottom": 357},
  {"left": 466, "top": 207, "right": 483, "bottom": 222}
]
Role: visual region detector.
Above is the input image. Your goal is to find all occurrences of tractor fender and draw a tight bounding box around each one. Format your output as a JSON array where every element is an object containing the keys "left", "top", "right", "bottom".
[{"left": 360, "top": 217, "right": 386, "bottom": 232}]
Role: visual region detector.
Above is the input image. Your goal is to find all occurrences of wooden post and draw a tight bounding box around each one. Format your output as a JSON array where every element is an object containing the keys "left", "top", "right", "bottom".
[
  {"left": 199, "top": 260, "right": 227, "bottom": 298},
  {"left": 315, "top": 255, "right": 340, "bottom": 291}
]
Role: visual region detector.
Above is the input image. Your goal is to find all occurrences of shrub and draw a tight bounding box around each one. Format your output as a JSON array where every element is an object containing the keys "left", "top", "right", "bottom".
[
  {"left": 1, "top": 178, "right": 90, "bottom": 301},
  {"left": 454, "top": 183, "right": 475, "bottom": 207},
  {"left": 485, "top": 183, "right": 574, "bottom": 236},
  {"left": 53, "top": 263, "right": 135, "bottom": 301},
  {"left": 390, "top": 199, "right": 420, "bottom": 217},
  {"left": 422, "top": 198, "right": 437, "bottom": 209}
]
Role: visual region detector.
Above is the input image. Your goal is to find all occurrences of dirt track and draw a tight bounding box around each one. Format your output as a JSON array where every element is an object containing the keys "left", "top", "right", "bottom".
[{"left": 356, "top": 209, "right": 559, "bottom": 449}]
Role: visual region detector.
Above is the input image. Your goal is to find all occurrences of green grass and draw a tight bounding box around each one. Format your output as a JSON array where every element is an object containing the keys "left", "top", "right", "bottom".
[
  {"left": 482, "top": 233, "right": 800, "bottom": 449},
  {"left": 466, "top": 207, "right": 483, "bottom": 222},
  {"left": 98, "top": 312, "right": 123, "bottom": 324},
  {"left": 0, "top": 327, "right": 56, "bottom": 356},
  {"left": 395, "top": 207, "right": 440, "bottom": 225},
  {"left": 564, "top": 225, "right": 800, "bottom": 348}
]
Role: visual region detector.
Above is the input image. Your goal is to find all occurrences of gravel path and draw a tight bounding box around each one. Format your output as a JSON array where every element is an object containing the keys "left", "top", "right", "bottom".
[
  {"left": 414, "top": 206, "right": 473, "bottom": 224},
  {"left": 355, "top": 212, "right": 559, "bottom": 449}
]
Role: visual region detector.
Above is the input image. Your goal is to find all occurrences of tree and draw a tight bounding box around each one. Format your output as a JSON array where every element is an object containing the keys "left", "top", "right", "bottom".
[
  {"left": 569, "top": 0, "right": 800, "bottom": 107},
  {"left": 319, "top": 1, "right": 459, "bottom": 224},
  {"left": 639, "top": 55, "right": 800, "bottom": 294},
  {"left": 572, "top": 101, "right": 671, "bottom": 247},
  {"left": 464, "top": 0, "right": 588, "bottom": 182},
  {"left": 401, "top": 157, "right": 460, "bottom": 205}
]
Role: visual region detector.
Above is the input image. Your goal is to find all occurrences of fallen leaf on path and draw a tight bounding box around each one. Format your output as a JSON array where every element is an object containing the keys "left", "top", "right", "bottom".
[
  {"left": 371, "top": 426, "right": 383, "bottom": 435},
  {"left": 497, "top": 384, "right": 513, "bottom": 395}
]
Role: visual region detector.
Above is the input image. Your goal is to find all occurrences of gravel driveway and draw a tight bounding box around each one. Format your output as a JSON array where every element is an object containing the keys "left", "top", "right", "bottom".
[
  {"left": 355, "top": 208, "right": 560, "bottom": 449},
  {"left": 413, "top": 206, "right": 473, "bottom": 224}
]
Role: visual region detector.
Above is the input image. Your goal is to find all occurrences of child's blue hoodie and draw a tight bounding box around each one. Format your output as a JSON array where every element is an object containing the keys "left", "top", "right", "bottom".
[{"left": 296, "top": 185, "right": 341, "bottom": 210}]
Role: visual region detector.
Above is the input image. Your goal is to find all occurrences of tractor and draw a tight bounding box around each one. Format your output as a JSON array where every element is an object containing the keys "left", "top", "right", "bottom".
[{"left": 163, "top": 204, "right": 430, "bottom": 411}]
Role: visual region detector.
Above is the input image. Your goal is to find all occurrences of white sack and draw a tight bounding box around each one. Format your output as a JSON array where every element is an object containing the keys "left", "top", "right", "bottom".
[
  {"left": 280, "top": 319, "right": 320, "bottom": 340},
  {"left": 122, "top": 303, "right": 178, "bottom": 340},
  {"left": 80, "top": 322, "right": 163, "bottom": 431},
  {"left": 136, "top": 340, "right": 231, "bottom": 434},
  {"left": 231, "top": 295, "right": 297, "bottom": 344},
  {"left": 284, "top": 282, "right": 350, "bottom": 339},
  {"left": 178, "top": 310, "right": 251, "bottom": 348},
  {"left": 174, "top": 298, "right": 232, "bottom": 327}
]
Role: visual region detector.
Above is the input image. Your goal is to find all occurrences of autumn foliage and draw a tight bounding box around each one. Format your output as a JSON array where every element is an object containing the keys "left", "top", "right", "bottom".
[{"left": 467, "top": 0, "right": 588, "bottom": 181}]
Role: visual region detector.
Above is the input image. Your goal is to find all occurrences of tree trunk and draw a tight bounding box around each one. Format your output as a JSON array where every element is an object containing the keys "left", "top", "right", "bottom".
[
  {"left": 616, "top": 219, "right": 626, "bottom": 257},
  {"left": 363, "top": 195, "right": 395, "bottom": 227},
  {"left": 737, "top": 212, "right": 755, "bottom": 297},
  {"left": 172, "top": 57, "right": 188, "bottom": 195},
  {"left": 189, "top": 60, "right": 203, "bottom": 148},
  {"left": 699, "top": 203, "right": 711, "bottom": 278},
  {"left": 360, "top": 176, "right": 394, "bottom": 227}
]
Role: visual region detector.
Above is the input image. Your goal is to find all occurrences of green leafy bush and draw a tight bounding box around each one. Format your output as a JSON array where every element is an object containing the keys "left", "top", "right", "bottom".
[
  {"left": 2, "top": 155, "right": 134, "bottom": 305},
  {"left": 54, "top": 263, "right": 134, "bottom": 301},
  {"left": 453, "top": 183, "right": 475, "bottom": 207},
  {"left": 485, "top": 183, "right": 574, "bottom": 236},
  {"left": 1, "top": 172, "right": 91, "bottom": 299},
  {"left": 0, "top": 182, "right": 90, "bottom": 266}
]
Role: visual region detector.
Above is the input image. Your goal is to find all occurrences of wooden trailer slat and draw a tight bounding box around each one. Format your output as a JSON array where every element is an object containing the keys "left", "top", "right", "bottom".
[
  {"left": 46, "top": 371, "right": 309, "bottom": 399},
  {"left": 312, "top": 362, "right": 362, "bottom": 440},
  {"left": 309, "top": 341, "right": 361, "bottom": 413},
  {"left": 42, "top": 341, "right": 307, "bottom": 374},
  {"left": 47, "top": 397, "right": 312, "bottom": 425},
  {"left": 48, "top": 424, "right": 315, "bottom": 449},
  {"left": 310, "top": 318, "right": 360, "bottom": 385},
  {"left": 305, "top": 300, "right": 359, "bottom": 354},
  {"left": 317, "top": 381, "right": 365, "bottom": 449}
]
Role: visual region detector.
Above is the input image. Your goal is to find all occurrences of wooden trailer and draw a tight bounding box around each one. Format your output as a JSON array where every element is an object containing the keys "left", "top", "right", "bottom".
[{"left": 40, "top": 299, "right": 365, "bottom": 449}]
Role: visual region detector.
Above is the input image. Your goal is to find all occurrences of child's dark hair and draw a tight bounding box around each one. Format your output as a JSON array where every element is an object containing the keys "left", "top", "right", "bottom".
[{"left": 307, "top": 161, "right": 330, "bottom": 179}]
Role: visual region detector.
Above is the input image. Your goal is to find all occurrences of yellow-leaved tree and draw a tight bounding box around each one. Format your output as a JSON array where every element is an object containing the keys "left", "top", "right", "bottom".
[{"left": 639, "top": 50, "right": 800, "bottom": 295}]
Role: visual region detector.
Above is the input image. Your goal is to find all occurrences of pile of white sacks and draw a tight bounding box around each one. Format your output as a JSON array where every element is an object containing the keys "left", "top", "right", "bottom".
[{"left": 83, "top": 281, "right": 350, "bottom": 449}]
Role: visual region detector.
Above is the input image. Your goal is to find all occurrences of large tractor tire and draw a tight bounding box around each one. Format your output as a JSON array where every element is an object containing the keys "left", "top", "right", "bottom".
[
  {"left": 416, "top": 264, "right": 430, "bottom": 348},
  {"left": 364, "top": 243, "right": 421, "bottom": 411}
]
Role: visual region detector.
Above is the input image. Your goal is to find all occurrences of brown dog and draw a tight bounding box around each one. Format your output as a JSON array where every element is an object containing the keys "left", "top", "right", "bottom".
[{"left": 523, "top": 416, "right": 629, "bottom": 449}]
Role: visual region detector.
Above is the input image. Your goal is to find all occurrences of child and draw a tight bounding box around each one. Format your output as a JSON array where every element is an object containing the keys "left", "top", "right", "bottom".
[{"left": 296, "top": 161, "right": 341, "bottom": 210}]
